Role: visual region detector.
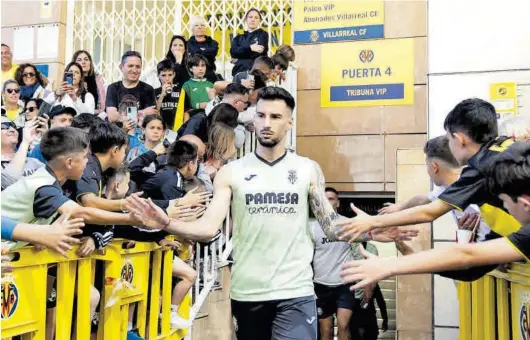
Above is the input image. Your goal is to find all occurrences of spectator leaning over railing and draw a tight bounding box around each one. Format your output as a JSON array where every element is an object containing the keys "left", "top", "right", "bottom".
[
  {"left": 187, "top": 16, "right": 220, "bottom": 83},
  {"left": 205, "top": 82, "right": 250, "bottom": 116},
  {"left": 15, "top": 63, "right": 50, "bottom": 101},
  {"left": 1, "top": 116, "right": 44, "bottom": 190},
  {"left": 230, "top": 8, "right": 269, "bottom": 76},
  {"left": 341, "top": 141, "right": 530, "bottom": 289},
  {"left": 179, "top": 134, "right": 213, "bottom": 193},
  {"left": 44, "top": 62, "right": 95, "bottom": 114},
  {"left": 105, "top": 51, "right": 157, "bottom": 123},
  {"left": 72, "top": 50, "right": 106, "bottom": 113},
  {"left": 232, "top": 56, "right": 274, "bottom": 86},
  {"left": 2, "top": 79, "right": 25, "bottom": 127}
]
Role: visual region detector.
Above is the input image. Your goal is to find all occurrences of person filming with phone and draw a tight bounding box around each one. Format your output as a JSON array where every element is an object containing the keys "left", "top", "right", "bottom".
[{"left": 44, "top": 62, "right": 95, "bottom": 114}]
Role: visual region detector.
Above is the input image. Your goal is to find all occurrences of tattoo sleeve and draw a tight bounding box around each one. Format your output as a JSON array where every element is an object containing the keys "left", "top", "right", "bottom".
[{"left": 308, "top": 161, "right": 370, "bottom": 242}]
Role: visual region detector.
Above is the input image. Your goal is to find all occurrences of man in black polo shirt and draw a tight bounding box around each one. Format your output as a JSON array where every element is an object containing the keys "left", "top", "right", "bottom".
[
  {"left": 73, "top": 123, "right": 128, "bottom": 253},
  {"left": 341, "top": 141, "right": 530, "bottom": 288},
  {"left": 338, "top": 98, "right": 520, "bottom": 242}
]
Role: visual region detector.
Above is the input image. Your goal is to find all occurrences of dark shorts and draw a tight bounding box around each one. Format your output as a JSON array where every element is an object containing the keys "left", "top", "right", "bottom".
[
  {"left": 314, "top": 282, "right": 356, "bottom": 319},
  {"left": 231, "top": 295, "right": 317, "bottom": 340}
]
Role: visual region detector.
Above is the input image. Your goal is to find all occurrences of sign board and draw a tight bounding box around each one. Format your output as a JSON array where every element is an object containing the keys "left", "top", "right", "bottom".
[
  {"left": 490, "top": 82, "right": 517, "bottom": 120},
  {"left": 320, "top": 39, "right": 414, "bottom": 107},
  {"left": 293, "top": 0, "right": 384, "bottom": 44}
]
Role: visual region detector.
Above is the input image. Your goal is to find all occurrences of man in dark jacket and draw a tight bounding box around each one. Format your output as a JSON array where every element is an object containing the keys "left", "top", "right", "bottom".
[{"left": 188, "top": 33, "right": 219, "bottom": 83}]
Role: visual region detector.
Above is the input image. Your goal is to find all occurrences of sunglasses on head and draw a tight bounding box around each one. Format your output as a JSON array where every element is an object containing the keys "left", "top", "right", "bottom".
[
  {"left": 1, "top": 121, "right": 17, "bottom": 130},
  {"left": 25, "top": 107, "right": 37, "bottom": 113},
  {"left": 6, "top": 88, "right": 20, "bottom": 94},
  {"left": 23, "top": 72, "right": 36, "bottom": 78}
]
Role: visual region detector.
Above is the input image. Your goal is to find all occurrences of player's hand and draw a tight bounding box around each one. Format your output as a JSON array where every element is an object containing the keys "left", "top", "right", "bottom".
[
  {"left": 158, "top": 238, "right": 181, "bottom": 250},
  {"left": 341, "top": 246, "right": 394, "bottom": 290},
  {"left": 77, "top": 237, "right": 96, "bottom": 257},
  {"left": 372, "top": 227, "right": 419, "bottom": 243},
  {"left": 125, "top": 195, "right": 170, "bottom": 230},
  {"left": 336, "top": 203, "right": 378, "bottom": 243},
  {"left": 378, "top": 202, "right": 402, "bottom": 215},
  {"left": 178, "top": 187, "right": 212, "bottom": 207}
]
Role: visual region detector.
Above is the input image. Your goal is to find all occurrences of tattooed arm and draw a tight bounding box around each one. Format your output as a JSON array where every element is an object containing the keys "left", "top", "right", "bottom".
[{"left": 308, "top": 161, "right": 370, "bottom": 242}]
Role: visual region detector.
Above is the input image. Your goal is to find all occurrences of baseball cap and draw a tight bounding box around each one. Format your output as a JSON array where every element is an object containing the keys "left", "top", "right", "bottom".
[{"left": 48, "top": 105, "right": 77, "bottom": 119}]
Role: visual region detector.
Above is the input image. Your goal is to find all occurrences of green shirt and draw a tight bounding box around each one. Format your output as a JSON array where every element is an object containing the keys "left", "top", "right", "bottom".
[{"left": 182, "top": 78, "right": 214, "bottom": 110}]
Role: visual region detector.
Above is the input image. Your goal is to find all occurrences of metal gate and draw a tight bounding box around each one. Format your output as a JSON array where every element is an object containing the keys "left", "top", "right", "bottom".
[{"left": 70, "top": 0, "right": 293, "bottom": 83}]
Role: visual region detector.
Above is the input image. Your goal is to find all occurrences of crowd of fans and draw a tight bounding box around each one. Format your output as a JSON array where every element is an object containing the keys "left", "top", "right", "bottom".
[{"left": 0, "top": 8, "right": 297, "bottom": 340}]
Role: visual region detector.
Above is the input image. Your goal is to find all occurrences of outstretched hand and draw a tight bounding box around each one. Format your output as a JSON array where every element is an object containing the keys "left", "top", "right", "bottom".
[
  {"left": 341, "top": 245, "right": 394, "bottom": 290},
  {"left": 335, "top": 203, "right": 378, "bottom": 243},
  {"left": 125, "top": 195, "right": 170, "bottom": 230},
  {"left": 372, "top": 227, "right": 419, "bottom": 243}
]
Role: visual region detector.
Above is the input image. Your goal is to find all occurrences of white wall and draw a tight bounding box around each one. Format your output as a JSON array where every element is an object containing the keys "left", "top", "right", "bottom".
[{"left": 428, "top": 1, "right": 530, "bottom": 339}]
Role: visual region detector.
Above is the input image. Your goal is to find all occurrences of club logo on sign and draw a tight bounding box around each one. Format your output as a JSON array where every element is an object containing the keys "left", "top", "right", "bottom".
[
  {"left": 498, "top": 87, "right": 508, "bottom": 96},
  {"left": 121, "top": 259, "right": 134, "bottom": 284},
  {"left": 359, "top": 49, "right": 374, "bottom": 63},
  {"left": 1, "top": 276, "right": 19, "bottom": 320},
  {"left": 310, "top": 31, "right": 319, "bottom": 42}
]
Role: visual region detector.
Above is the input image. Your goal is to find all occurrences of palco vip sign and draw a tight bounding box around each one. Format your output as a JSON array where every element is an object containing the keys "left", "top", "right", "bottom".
[
  {"left": 320, "top": 39, "right": 415, "bottom": 108},
  {"left": 293, "top": 0, "right": 384, "bottom": 44}
]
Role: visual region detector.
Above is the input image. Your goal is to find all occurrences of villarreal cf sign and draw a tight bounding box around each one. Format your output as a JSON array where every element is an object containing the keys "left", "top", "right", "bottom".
[
  {"left": 293, "top": 0, "right": 384, "bottom": 44},
  {"left": 320, "top": 39, "right": 414, "bottom": 107}
]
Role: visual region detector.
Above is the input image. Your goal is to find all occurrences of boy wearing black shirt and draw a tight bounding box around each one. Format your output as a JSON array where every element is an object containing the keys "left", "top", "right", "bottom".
[
  {"left": 73, "top": 123, "right": 129, "bottom": 252},
  {"left": 155, "top": 59, "right": 190, "bottom": 130},
  {"left": 106, "top": 51, "right": 157, "bottom": 123}
]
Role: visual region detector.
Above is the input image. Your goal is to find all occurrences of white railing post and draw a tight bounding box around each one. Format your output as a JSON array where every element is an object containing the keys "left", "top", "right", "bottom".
[{"left": 64, "top": 0, "right": 76, "bottom": 64}]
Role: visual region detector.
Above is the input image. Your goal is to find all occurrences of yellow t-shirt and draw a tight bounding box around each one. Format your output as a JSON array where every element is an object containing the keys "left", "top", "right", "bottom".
[
  {"left": 6, "top": 108, "right": 19, "bottom": 121},
  {"left": 1, "top": 64, "right": 18, "bottom": 89}
]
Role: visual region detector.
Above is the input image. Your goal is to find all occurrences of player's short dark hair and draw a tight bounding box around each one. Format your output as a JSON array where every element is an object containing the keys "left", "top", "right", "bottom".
[
  {"left": 71, "top": 113, "right": 103, "bottom": 131},
  {"left": 121, "top": 50, "right": 142, "bottom": 65},
  {"left": 424, "top": 136, "right": 460, "bottom": 168},
  {"left": 167, "top": 140, "right": 198, "bottom": 168},
  {"left": 253, "top": 56, "right": 274, "bottom": 70},
  {"left": 443, "top": 98, "right": 498, "bottom": 144},
  {"left": 484, "top": 142, "right": 530, "bottom": 201},
  {"left": 208, "top": 103, "right": 239, "bottom": 129},
  {"left": 325, "top": 187, "right": 339, "bottom": 196},
  {"left": 272, "top": 54, "right": 289, "bottom": 71},
  {"left": 187, "top": 53, "right": 209, "bottom": 69},
  {"left": 89, "top": 123, "right": 128, "bottom": 154},
  {"left": 224, "top": 83, "right": 249, "bottom": 97},
  {"left": 41, "top": 127, "right": 89, "bottom": 162},
  {"left": 157, "top": 59, "right": 175, "bottom": 75},
  {"left": 257, "top": 86, "right": 295, "bottom": 111},
  {"left": 141, "top": 114, "right": 166, "bottom": 129}
]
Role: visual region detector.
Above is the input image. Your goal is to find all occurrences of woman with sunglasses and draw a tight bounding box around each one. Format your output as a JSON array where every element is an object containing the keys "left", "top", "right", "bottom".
[
  {"left": 1, "top": 79, "right": 25, "bottom": 128},
  {"left": 44, "top": 62, "right": 95, "bottom": 114},
  {"left": 1, "top": 116, "right": 43, "bottom": 191},
  {"left": 14, "top": 63, "right": 49, "bottom": 102},
  {"left": 72, "top": 50, "right": 106, "bottom": 113},
  {"left": 22, "top": 98, "right": 49, "bottom": 151}
]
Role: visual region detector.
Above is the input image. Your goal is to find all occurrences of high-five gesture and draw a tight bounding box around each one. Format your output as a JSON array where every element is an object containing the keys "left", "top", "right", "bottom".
[{"left": 125, "top": 195, "right": 170, "bottom": 230}]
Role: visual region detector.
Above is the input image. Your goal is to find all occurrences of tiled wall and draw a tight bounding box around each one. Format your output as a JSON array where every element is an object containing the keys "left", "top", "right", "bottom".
[{"left": 295, "top": 1, "right": 428, "bottom": 192}]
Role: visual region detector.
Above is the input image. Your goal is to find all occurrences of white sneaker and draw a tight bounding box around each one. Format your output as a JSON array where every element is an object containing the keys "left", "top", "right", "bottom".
[{"left": 170, "top": 306, "right": 192, "bottom": 329}]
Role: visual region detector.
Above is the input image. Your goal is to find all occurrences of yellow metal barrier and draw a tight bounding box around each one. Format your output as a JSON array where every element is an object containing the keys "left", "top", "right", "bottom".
[
  {"left": 458, "top": 262, "right": 530, "bottom": 340},
  {"left": 1, "top": 239, "right": 191, "bottom": 340}
]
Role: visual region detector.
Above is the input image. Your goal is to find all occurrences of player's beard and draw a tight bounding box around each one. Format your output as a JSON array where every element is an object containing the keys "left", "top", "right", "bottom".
[{"left": 257, "top": 134, "right": 281, "bottom": 148}]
